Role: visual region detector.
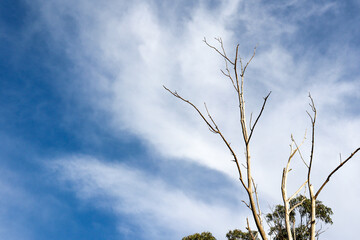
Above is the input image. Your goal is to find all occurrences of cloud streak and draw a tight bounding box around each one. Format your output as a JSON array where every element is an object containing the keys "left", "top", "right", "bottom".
[
  {"left": 52, "top": 156, "right": 247, "bottom": 239},
  {"left": 30, "top": 0, "right": 360, "bottom": 239}
]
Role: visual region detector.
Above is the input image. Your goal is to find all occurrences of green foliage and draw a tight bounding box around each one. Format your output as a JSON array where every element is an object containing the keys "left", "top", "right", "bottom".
[
  {"left": 182, "top": 232, "right": 216, "bottom": 240},
  {"left": 182, "top": 229, "right": 260, "bottom": 240},
  {"left": 293, "top": 195, "right": 333, "bottom": 224},
  {"left": 182, "top": 195, "right": 332, "bottom": 240},
  {"left": 226, "top": 229, "right": 259, "bottom": 240},
  {"left": 266, "top": 195, "right": 333, "bottom": 240}
]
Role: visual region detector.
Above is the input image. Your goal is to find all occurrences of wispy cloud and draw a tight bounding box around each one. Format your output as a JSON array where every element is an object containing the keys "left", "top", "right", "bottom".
[
  {"left": 29, "top": 0, "right": 360, "bottom": 239},
  {"left": 52, "top": 156, "right": 247, "bottom": 239}
]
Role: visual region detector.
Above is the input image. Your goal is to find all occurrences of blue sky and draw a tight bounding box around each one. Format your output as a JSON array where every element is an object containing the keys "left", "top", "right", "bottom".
[{"left": 1, "top": 0, "right": 360, "bottom": 239}]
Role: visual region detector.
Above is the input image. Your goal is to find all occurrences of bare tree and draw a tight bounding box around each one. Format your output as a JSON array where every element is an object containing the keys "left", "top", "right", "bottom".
[
  {"left": 164, "top": 38, "right": 359, "bottom": 240},
  {"left": 280, "top": 95, "right": 360, "bottom": 240}
]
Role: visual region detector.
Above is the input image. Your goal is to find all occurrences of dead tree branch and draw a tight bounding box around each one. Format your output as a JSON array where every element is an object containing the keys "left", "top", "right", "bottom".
[
  {"left": 281, "top": 134, "right": 308, "bottom": 240},
  {"left": 248, "top": 92, "right": 272, "bottom": 143},
  {"left": 306, "top": 93, "right": 317, "bottom": 240},
  {"left": 165, "top": 39, "right": 269, "bottom": 240},
  {"left": 203, "top": 37, "right": 235, "bottom": 65},
  {"left": 163, "top": 85, "right": 248, "bottom": 189},
  {"left": 315, "top": 148, "right": 360, "bottom": 199},
  {"left": 246, "top": 218, "right": 258, "bottom": 240},
  {"left": 240, "top": 46, "right": 257, "bottom": 77},
  {"left": 303, "top": 94, "right": 359, "bottom": 240},
  {"left": 165, "top": 39, "right": 359, "bottom": 240}
]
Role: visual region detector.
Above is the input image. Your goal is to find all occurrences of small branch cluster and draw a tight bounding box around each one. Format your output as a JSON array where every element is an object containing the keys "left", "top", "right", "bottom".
[
  {"left": 165, "top": 37, "right": 270, "bottom": 240},
  {"left": 281, "top": 94, "right": 359, "bottom": 240},
  {"left": 165, "top": 38, "right": 359, "bottom": 240}
]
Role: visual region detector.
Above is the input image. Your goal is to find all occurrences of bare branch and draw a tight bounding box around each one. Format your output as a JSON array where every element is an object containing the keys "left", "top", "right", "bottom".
[
  {"left": 208, "top": 127, "right": 218, "bottom": 134},
  {"left": 289, "top": 197, "right": 307, "bottom": 213},
  {"left": 203, "top": 37, "right": 235, "bottom": 65},
  {"left": 204, "top": 102, "right": 219, "bottom": 130},
  {"left": 241, "top": 46, "right": 257, "bottom": 77},
  {"left": 289, "top": 180, "right": 308, "bottom": 202},
  {"left": 249, "top": 112, "right": 253, "bottom": 130},
  {"left": 307, "top": 93, "right": 316, "bottom": 185},
  {"left": 315, "top": 224, "right": 328, "bottom": 239},
  {"left": 252, "top": 178, "right": 263, "bottom": 224},
  {"left": 234, "top": 44, "right": 241, "bottom": 94},
  {"left": 315, "top": 148, "right": 360, "bottom": 199},
  {"left": 248, "top": 92, "right": 272, "bottom": 143},
  {"left": 163, "top": 86, "right": 217, "bottom": 133},
  {"left": 339, "top": 153, "right": 342, "bottom": 164},
  {"left": 281, "top": 133, "right": 308, "bottom": 240},
  {"left": 240, "top": 57, "right": 244, "bottom": 73},
  {"left": 242, "top": 200, "right": 251, "bottom": 209},
  {"left": 163, "top": 85, "right": 248, "bottom": 190},
  {"left": 215, "top": 37, "right": 228, "bottom": 58},
  {"left": 246, "top": 218, "right": 257, "bottom": 240},
  {"left": 220, "top": 69, "right": 230, "bottom": 77},
  {"left": 167, "top": 40, "right": 270, "bottom": 240},
  {"left": 292, "top": 132, "right": 309, "bottom": 168},
  {"left": 306, "top": 93, "right": 317, "bottom": 240}
]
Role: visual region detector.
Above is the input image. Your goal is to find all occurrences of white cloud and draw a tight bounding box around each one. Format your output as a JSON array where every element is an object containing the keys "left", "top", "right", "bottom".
[
  {"left": 52, "top": 156, "right": 248, "bottom": 239},
  {"left": 34, "top": 0, "right": 360, "bottom": 238}
]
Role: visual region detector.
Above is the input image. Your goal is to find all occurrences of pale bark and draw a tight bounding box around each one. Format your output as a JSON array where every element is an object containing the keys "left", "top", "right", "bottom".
[
  {"left": 304, "top": 95, "right": 359, "bottom": 240},
  {"left": 307, "top": 95, "right": 317, "bottom": 240},
  {"left": 281, "top": 136, "right": 307, "bottom": 240},
  {"left": 165, "top": 39, "right": 360, "bottom": 240},
  {"left": 309, "top": 185, "right": 316, "bottom": 240},
  {"left": 166, "top": 38, "right": 270, "bottom": 240},
  {"left": 282, "top": 166, "right": 293, "bottom": 240}
]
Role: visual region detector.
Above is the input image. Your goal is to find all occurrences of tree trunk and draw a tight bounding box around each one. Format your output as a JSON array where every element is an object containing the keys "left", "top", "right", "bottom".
[{"left": 309, "top": 185, "right": 316, "bottom": 240}]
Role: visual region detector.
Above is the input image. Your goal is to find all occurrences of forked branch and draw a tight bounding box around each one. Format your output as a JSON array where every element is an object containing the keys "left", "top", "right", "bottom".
[
  {"left": 203, "top": 37, "right": 235, "bottom": 65},
  {"left": 165, "top": 39, "right": 269, "bottom": 240},
  {"left": 248, "top": 92, "right": 272, "bottom": 143},
  {"left": 163, "top": 85, "right": 247, "bottom": 189},
  {"left": 281, "top": 133, "right": 308, "bottom": 240},
  {"left": 246, "top": 218, "right": 258, "bottom": 240},
  {"left": 304, "top": 93, "right": 359, "bottom": 240},
  {"left": 240, "top": 46, "right": 257, "bottom": 77},
  {"left": 307, "top": 93, "right": 317, "bottom": 186},
  {"left": 165, "top": 38, "right": 359, "bottom": 240}
]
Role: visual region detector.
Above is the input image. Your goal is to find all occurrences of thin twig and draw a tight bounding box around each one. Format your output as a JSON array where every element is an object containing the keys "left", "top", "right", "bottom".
[
  {"left": 241, "top": 46, "right": 257, "bottom": 77},
  {"left": 292, "top": 132, "right": 309, "bottom": 168},
  {"left": 248, "top": 92, "right": 272, "bottom": 143},
  {"left": 242, "top": 200, "right": 251, "bottom": 209},
  {"left": 339, "top": 153, "right": 342, "bottom": 164},
  {"left": 204, "top": 102, "right": 218, "bottom": 130},
  {"left": 163, "top": 85, "right": 248, "bottom": 189},
  {"left": 247, "top": 218, "right": 257, "bottom": 240},
  {"left": 289, "top": 180, "right": 308, "bottom": 202},
  {"left": 252, "top": 178, "right": 263, "bottom": 224},
  {"left": 307, "top": 93, "right": 316, "bottom": 186},
  {"left": 315, "top": 148, "right": 360, "bottom": 199},
  {"left": 163, "top": 86, "right": 217, "bottom": 133},
  {"left": 203, "top": 37, "right": 234, "bottom": 65},
  {"left": 289, "top": 197, "right": 307, "bottom": 213}
]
